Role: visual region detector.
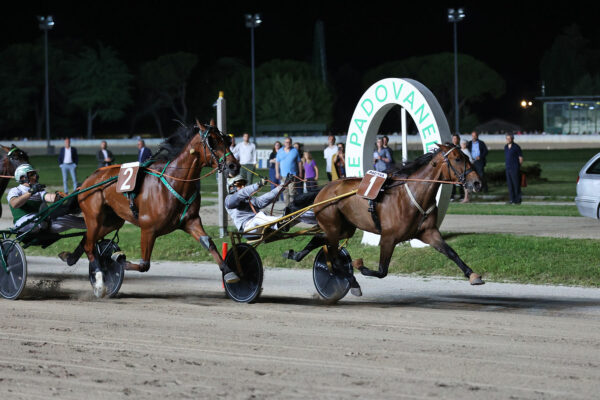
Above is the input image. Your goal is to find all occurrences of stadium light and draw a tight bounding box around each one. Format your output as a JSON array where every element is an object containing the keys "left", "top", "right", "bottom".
[
  {"left": 448, "top": 8, "right": 465, "bottom": 134},
  {"left": 38, "top": 16, "right": 54, "bottom": 154}
]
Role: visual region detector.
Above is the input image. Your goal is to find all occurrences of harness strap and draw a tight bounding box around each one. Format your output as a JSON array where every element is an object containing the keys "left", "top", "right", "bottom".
[
  {"left": 368, "top": 199, "right": 382, "bottom": 233},
  {"left": 144, "top": 168, "right": 198, "bottom": 225},
  {"left": 404, "top": 184, "right": 435, "bottom": 215}
]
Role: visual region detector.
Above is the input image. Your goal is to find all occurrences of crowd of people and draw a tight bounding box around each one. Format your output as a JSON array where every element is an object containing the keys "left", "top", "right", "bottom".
[{"left": 57, "top": 137, "right": 152, "bottom": 194}]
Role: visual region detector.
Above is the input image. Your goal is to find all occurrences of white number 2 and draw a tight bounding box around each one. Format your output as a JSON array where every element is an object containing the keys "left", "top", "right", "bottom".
[
  {"left": 364, "top": 175, "right": 377, "bottom": 197},
  {"left": 120, "top": 168, "right": 134, "bottom": 191}
]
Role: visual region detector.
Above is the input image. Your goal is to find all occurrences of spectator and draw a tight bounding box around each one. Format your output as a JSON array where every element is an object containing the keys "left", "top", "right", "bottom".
[
  {"left": 332, "top": 143, "right": 346, "bottom": 179},
  {"left": 450, "top": 134, "right": 461, "bottom": 201},
  {"left": 303, "top": 151, "right": 319, "bottom": 192},
  {"left": 323, "top": 135, "right": 337, "bottom": 181},
  {"left": 268, "top": 141, "right": 283, "bottom": 201},
  {"left": 382, "top": 135, "right": 395, "bottom": 165},
  {"left": 58, "top": 137, "right": 78, "bottom": 194},
  {"left": 97, "top": 141, "right": 114, "bottom": 168},
  {"left": 275, "top": 137, "right": 302, "bottom": 205},
  {"left": 229, "top": 134, "right": 239, "bottom": 159},
  {"left": 374, "top": 137, "right": 392, "bottom": 172},
  {"left": 236, "top": 132, "right": 257, "bottom": 184},
  {"left": 467, "top": 131, "right": 488, "bottom": 193},
  {"left": 138, "top": 139, "right": 152, "bottom": 163},
  {"left": 293, "top": 142, "right": 305, "bottom": 192},
  {"left": 504, "top": 133, "right": 523, "bottom": 205},
  {"left": 459, "top": 139, "right": 474, "bottom": 203}
]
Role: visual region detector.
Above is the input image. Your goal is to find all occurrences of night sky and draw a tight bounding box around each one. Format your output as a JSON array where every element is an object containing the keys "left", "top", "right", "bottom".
[{"left": 5, "top": 1, "right": 600, "bottom": 129}]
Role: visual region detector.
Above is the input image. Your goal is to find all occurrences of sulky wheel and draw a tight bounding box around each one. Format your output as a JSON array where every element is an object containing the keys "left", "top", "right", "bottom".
[
  {"left": 224, "top": 243, "right": 263, "bottom": 303},
  {"left": 312, "top": 247, "right": 353, "bottom": 303},
  {"left": 0, "top": 240, "right": 27, "bottom": 300},
  {"left": 89, "top": 239, "right": 125, "bottom": 298}
]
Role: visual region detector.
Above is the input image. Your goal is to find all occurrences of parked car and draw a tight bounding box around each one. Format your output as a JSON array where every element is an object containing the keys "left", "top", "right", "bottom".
[{"left": 575, "top": 152, "right": 600, "bottom": 219}]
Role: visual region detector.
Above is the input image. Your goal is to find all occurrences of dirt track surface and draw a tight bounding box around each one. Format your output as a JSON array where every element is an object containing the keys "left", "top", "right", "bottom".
[{"left": 2, "top": 257, "right": 600, "bottom": 399}]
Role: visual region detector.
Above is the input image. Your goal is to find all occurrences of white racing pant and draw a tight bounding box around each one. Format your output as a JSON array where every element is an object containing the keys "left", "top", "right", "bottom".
[
  {"left": 16, "top": 214, "right": 86, "bottom": 234},
  {"left": 242, "top": 211, "right": 278, "bottom": 234}
]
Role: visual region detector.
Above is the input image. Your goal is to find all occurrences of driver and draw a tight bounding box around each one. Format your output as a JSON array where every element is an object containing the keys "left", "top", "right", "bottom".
[
  {"left": 7, "top": 164, "right": 86, "bottom": 233},
  {"left": 225, "top": 175, "right": 283, "bottom": 234}
]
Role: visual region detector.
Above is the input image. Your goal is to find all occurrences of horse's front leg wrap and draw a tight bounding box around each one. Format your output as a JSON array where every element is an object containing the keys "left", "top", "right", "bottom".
[
  {"left": 198, "top": 235, "right": 217, "bottom": 251},
  {"left": 198, "top": 235, "right": 228, "bottom": 272}
]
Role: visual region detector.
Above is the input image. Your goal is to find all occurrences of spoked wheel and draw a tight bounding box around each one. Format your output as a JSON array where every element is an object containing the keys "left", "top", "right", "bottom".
[
  {"left": 88, "top": 239, "right": 124, "bottom": 298},
  {"left": 0, "top": 240, "right": 27, "bottom": 300},
  {"left": 313, "top": 247, "right": 353, "bottom": 303},
  {"left": 224, "top": 243, "right": 263, "bottom": 303}
]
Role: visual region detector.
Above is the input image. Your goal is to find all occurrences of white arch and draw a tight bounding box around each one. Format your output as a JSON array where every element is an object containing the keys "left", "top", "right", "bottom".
[{"left": 345, "top": 78, "right": 452, "bottom": 243}]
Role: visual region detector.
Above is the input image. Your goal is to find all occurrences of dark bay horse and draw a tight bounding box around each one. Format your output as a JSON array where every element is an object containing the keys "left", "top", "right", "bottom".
[
  {"left": 63, "top": 123, "right": 240, "bottom": 297},
  {"left": 0, "top": 145, "right": 30, "bottom": 218},
  {"left": 288, "top": 144, "right": 483, "bottom": 296}
]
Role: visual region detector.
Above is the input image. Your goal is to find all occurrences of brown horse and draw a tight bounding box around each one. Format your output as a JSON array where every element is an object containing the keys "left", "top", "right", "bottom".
[
  {"left": 287, "top": 144, "right": 484, "bottom": 296},
  {"left": 62, "top": 123, "right": 240, "bottom": 297},
  {"left": 0, "top": 145, "right": 30, "bottom": 218}
]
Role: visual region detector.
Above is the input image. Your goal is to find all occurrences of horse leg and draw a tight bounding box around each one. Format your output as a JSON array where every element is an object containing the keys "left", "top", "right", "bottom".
[
  {"left": 356, "top": 235, "right": 395, "bottom": 279},
  {"left": 123, "top": 229, "right": 155, "bottom": 272},
  {"left": 419, "top": 228, "right": 484, "bottom": 285},
  {"left": 284, "top": 234, "right": 327, "bottom": 262},
  {"left": 58, "top": 237, "right": 86, "bottom": 266},
  {"left": 183, "top": 217, "right": 240, "bottom": 283}
]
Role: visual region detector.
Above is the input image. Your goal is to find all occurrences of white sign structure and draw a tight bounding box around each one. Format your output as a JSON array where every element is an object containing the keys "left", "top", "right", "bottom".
[{"left": 345, "top": 78, "right": 452, "bottom": 246}]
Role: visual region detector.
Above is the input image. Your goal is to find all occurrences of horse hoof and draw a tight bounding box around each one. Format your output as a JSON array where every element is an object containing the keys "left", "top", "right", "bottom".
[
  {"left": 224, "top": 271, "right": 240, "bottom": 284},
  {"left": 93, "top": 271, "right": 107, "bottom": 298},
  {"left": 283, "top": 250, "right": 295, "bottom": 260},
  {"left": 469, "top": 274, "right": 485, "bottom": 285},
  {"left": 350, "top": 287, "right": 363, "bottom": 297},
  {"left": 352, "top": 258, "right": 364, "bottom": 270},
  {"left": 58, "top": 251, "right": 70, "bottom": 263}
]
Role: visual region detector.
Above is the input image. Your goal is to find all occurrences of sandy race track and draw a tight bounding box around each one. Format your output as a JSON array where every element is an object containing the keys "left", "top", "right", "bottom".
[{"left": 2, "top": 257, "right": 600, "bottom": 399}]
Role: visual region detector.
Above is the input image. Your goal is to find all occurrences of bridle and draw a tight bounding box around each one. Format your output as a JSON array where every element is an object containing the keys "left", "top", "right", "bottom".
[
  {"left": 6, "top": 147, "right": 26, "bottom": 168},
  {"left": 441, "top": 146, "right": 474, "bottom": 186},
  {"left": 197, "top": 126, "right": 232, "bottom": 173}
]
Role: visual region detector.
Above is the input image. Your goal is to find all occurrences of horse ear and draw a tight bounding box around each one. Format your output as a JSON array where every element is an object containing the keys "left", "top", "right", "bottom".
[
  {"left": 196, "top": 119, "right": 205, "bottom": 131},
  {"left": 434, "top": 143, "right": 441, "bottom": 148},
  {"left": 209, "top": 118, "right": 215, "bottom": 126}
]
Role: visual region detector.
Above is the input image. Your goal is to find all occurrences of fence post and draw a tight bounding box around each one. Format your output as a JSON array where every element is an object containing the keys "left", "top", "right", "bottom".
[{"left": 216, "top": 91, "right": 228, "bottom": 238}]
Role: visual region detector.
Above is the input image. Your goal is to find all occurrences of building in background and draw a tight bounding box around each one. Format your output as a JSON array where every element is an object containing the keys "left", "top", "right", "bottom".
[{"left": 537, "top": 96, "right": 600, "bottom": 134}]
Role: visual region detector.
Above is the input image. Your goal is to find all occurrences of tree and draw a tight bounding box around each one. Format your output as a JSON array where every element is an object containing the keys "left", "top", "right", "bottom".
[
  {"left": 66, "top": 44, "right": 132, "bottom": 138},
  {"left": 0, "top": 42, "right": 68, "bottom": 137},
  {"left": 364, "top": 53, "right": 505, "bottom": 131},
  {"left": 255, "top": 59, "right": 334, "bottom": 126},
  {"left": 139, "top": 52, "right": 198, "bottom": 130}
]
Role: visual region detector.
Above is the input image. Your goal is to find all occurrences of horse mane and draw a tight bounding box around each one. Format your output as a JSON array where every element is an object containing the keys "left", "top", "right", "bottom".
[
  {"left": 153, "top": 126, "right": 196, "bottom": 161},
  {"left": 387, "top": 148, "right": 440, "bottom": 177}
]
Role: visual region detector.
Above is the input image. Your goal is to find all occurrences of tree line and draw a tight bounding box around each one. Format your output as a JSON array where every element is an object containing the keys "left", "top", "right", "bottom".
[{"left": 2, "top": 38, "right": 553, "bottom": 139}]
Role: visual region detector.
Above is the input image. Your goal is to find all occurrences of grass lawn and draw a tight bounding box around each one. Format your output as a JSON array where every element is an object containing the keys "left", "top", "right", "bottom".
[
  {"left": 25, "top": 224, "right": 600, "bottom": 287},
  {"left": 446, "top": 202, "right": 579, "bottom": 216}
]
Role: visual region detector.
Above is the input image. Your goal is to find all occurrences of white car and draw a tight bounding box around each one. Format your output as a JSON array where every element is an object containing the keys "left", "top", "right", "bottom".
[{"left": 576, "top": 152, "right": 600, "bottom": 219}]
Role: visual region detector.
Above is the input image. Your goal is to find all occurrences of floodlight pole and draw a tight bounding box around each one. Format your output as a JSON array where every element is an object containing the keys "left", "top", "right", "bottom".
[
  {"left": 246, "top": 13, "right": 262, "bottom": 145},
  {"left": 448, "top": 8, "right": 465, "bottom": 135},
  {"left": 39, "top": 16, "right": 54, "bottom": 154}
]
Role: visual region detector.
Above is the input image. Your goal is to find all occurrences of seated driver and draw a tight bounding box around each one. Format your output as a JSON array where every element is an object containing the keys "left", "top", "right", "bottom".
[
  {"left": 225, "top": 175, "right": 282, "bottom": 234},
  {"left": 7, "top": 164, "right": 86, "bottom": 233}
]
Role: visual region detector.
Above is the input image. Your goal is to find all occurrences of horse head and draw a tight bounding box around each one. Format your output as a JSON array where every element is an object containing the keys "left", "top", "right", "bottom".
[
  {"left": 193, "top": 119, "right": 240, "bottom": 177},
  {"left": 1, "top": 144, "right": 29, "bottom": 173},
  {"left": 437, "top": 143, "right": 481, "bottom": 192}
]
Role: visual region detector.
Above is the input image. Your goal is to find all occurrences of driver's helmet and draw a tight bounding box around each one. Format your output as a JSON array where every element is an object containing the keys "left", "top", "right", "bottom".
[
  {"left": 227, "top": 175, "right": 247, "bottom": 193},
  {"left": 14, "top": 164, "right": 37, "bottom": 183}
]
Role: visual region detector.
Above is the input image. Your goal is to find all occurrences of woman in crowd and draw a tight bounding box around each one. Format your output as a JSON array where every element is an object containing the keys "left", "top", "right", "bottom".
[
  {"left": 332, "top": 143, "right": 346, "bottom": 180},
  {"left": 269, "top": 141, "right": 282, "bottom": 199},
  {"left": 302, "top": 151, "right": 319, "bottom": 192}
]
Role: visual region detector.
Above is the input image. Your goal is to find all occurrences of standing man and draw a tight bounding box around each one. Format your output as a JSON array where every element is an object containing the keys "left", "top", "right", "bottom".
[
  {"left": 275, "top": 137, "right": 302, "bottom": 205},
  {"left": 467, "top": 131, "right": 488, "bottom": 193},
  {"left": 382, "top": 135, "right": 395, "bottom": 166},
  {"left": 138, "top": 139, "right": 152, "bottom": 163},
  {"left": 97, "top": 141, "right": 114, "bottom": 168},
  {"left": 323, "top": 134, "right": 337, "bottom": 181},
  {"left": 504, "top": 133, "right": 523, "bottom": 205},
  {"left": 237, "top": 132, "right": 257, "bottom": 184},
  {"left": 58, "top": 137, "right": 78, "bottom": 194}
]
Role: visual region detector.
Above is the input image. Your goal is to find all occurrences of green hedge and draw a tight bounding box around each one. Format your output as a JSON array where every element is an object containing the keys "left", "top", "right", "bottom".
[{"left": 484, "top": 162, "right": 542, "bottom": 184}]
